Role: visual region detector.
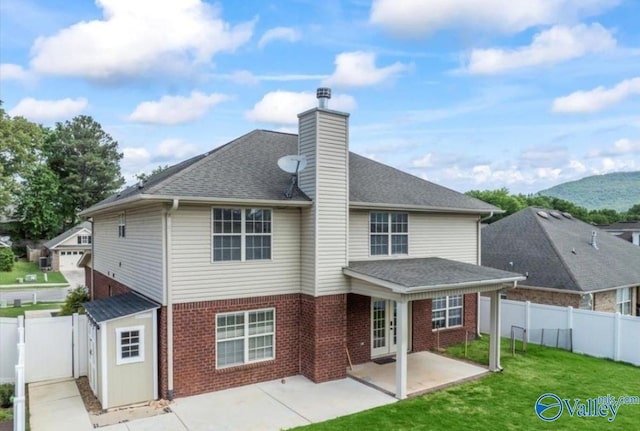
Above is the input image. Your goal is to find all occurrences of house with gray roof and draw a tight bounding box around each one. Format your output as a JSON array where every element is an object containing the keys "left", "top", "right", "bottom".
[
  {"left": 43, "top": 221, "right": 92, "bottom": 271},
  {"left": 79, "top": 88, "right": 523, "bottom": 408},
  {"left": 597, "top": 221, "right": 640, "bottom": 247},
  {"left": 482, "top": 207, "right": 640, "bottom": 316}
]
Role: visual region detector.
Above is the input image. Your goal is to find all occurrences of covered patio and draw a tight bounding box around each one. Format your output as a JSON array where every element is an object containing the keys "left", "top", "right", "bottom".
[
  {"left": 344, "top": 257, "right": 525, "bottom": 400},
  {"left": 348, "top": 351, "right": 487, "bottom": 397}
]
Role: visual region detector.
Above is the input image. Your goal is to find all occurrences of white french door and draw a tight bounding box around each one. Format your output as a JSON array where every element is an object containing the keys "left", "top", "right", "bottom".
[{"left": 371, "top": 298, "right": 411, "bottom": 357}]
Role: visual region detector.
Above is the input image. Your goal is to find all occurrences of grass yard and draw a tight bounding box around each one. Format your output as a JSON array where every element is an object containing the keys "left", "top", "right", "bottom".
[
  {"left": 0, "top": 261, "right": 67, "bottom": 285},
  {"left": 297, "top": 337, "right": 640, "bottom": 430},
  {"left": 0, "top": 302, "right": 65, "bottom": 318}
]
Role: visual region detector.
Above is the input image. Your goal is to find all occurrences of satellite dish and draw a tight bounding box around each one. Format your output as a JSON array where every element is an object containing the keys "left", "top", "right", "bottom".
[
  {"left": 278, "top": 155, "right": 307, "bottom": 174},
  {"left": 277, "top": 155, "right": 307, "bottom": 199}
]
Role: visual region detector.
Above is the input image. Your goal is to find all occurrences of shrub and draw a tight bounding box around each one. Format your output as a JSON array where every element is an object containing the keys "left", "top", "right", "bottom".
[
  {"left": 0, "top": 383, "right": 14, "bottom": 408},
  {"left": 59, "top": 286, "right": 90, "bottom": 316},
  {"left": 0, "top": 247, "right": 15, "bottom": 272}
]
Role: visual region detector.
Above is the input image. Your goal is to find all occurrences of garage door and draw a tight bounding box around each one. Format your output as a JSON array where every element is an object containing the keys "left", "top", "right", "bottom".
[{"left": 59, "top": 251, "right": 83, "bottom": 270}]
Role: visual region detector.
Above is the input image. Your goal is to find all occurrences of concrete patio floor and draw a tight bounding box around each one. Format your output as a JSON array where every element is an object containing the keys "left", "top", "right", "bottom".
[
  {"left": 30, "top": 375, "right": 396, "bottom": 431},
  {"left": 348, "top": 351, "right": 489, "bottom": 397}
]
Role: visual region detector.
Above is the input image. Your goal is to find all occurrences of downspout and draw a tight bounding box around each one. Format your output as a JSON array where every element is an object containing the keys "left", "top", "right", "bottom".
[
  {"left": 477, "top": 211, "right": 493, "bottom": 337},
  {"left": 90, "top": 218, "right": 95, "bottom": 300},
  {"left": 165, "top": 199, "right": 179, "bottom": 400}
]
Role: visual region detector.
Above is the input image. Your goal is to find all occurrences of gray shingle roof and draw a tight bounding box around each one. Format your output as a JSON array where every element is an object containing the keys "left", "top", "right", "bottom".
[
  {"left": 84, "top": 129, "right": 497, "bottom": 214},
  {"left": 482, "top": 207, "right": 640, "bottom": 292},
  {"left": 44, "top": 221, "right": 91, "bottom": 250},
  {"left": 346, "top": 257, "right": 524, "bottom": 289},
  {"left": 84, "top": 292, "right": 159, "bottom": 323}
]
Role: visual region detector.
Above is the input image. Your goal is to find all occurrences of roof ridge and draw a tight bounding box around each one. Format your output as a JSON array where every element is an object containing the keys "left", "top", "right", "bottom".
[
  {"left": 146, "top": 130, "right": 262, "bottom": 195},
  {"left": 528, "top": 207, "right": 583, "bottom": 292}
]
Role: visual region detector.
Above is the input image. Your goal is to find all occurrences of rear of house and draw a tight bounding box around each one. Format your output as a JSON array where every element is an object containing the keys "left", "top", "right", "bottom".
[{"left": 81, "top": 89, "right": 523, "bottom": 403}]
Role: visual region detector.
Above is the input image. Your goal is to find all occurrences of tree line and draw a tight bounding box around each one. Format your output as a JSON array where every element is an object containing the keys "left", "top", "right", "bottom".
[
  {"left": 465, "top": 188, "right": 640, "bottom": 225},
  {"left": 1, "top": 104, "right": 124, "bottom": 240}
]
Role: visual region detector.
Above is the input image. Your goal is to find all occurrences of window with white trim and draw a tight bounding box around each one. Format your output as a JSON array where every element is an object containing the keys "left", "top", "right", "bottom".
[
  {"left": 77, "top": 235, "right": 92, "bottom": 245},
  {"left": 116, "top": 326, "right": 144, "bottom": 365},
  {"left": 432, "top": 295, "right": 463, "bottom": 329},
  {"left": 616, "top": 287, "right": 631, "bottom": 315},
  {"left": 370, "top": 212, "right": 408, "bottom": 256},
  {"left": 212, "top": 208, "right": 271, "bottom": 262},
  {"left": 118, "top": 214, "right": 126, "bottom": 238},
  {"left": 216, "top": 308, "right": 275, "bottom": 368}
]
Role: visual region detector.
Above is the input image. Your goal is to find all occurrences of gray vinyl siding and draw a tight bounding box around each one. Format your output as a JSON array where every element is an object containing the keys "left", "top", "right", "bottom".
[
  {"left": 298, "top": 110, "right": 350, "bottom": 296},
  {"left": 349, "top": 210, "right": 478, "bottom": 264},
  {"left": 93, "top": 205, "right": 164, "bottom": 303},
  {"left": 170, "top": 205, "right": 301, "bottom": 302}
]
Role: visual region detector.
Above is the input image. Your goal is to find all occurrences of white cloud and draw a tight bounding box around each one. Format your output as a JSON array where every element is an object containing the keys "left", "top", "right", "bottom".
[
  {"left": 29, "top": 0, "right": 255, "bottom": 80},
  {"left": 155, "top": 138, "right": 200, "bottom": 160},
  {"left": 0, "top": 63, "right": 30, "bottom": 81},
  {"left": 323, "top": 51, "right": 409, "bottom": 87},
  {"left": 245, "top": 90, "right": 357, "bottom": 125},
  {"left": 552, "top": 77, "right": 640, "bottom": 113},
  {"left": 589, "top": 138, "right": 640, "bottom": 157},
  {"left": 568, "top": 160, "right": 587, "bottom": 173},
  {"left": 258, "top": 27, "right": 301, "bottom": 49},
  {"left": 128, "top": 92, "right": 230, "bottom": 125},
  {"left": 466, "top": 24, "right": 615, "bottom": 74},
  {"left": 411, "top": 153, "right": 433, "bottom": 168},
  {"left": 370, "top": 0, "right": 619, "bottom": 37},
  {"left": 8, "top": 97, "right": 87, "bottom": 122}
]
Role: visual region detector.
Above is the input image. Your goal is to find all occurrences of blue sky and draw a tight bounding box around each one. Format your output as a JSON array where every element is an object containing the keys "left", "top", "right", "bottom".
[{"left": 1, "top": 0, "right": 639, "bottom": 194}]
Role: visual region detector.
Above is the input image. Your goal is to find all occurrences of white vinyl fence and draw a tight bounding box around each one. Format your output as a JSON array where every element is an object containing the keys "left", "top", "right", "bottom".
[
  {"left": 480, "top": 297, "right": 640, "bottom": 366},
  {"left": 14, "top": 316, "right": 26, "bottom": 431},
  {"left": 0, "top": 313, "right": 87, "bottom": 384}
]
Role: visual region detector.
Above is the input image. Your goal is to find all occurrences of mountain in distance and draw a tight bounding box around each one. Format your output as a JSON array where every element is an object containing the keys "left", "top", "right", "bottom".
[{"left": 538, "top": 171, "right": 640, "bottom": 212}]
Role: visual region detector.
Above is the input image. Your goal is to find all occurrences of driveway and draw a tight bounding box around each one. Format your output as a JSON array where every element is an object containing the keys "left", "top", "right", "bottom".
[
  {"left": 31, "top": 376, "right": 396, "bottom": 431},
  {"left": 60, "top": 269, "right": 86, "bottom": 289}
]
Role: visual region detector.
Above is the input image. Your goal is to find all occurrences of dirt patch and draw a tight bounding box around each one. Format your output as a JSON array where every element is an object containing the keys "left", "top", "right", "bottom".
[
  {"left": 75, "top": 377, "right": 171, "bottom": 428},
  {"left": 76, "top": 377, "right": 102, "bottom": 413}
]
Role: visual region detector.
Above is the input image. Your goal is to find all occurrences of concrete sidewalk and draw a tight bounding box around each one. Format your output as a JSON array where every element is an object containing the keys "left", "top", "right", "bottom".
[
  {"left": 29, "top": 379, "right": 93, "bottom": 431},
  {"left": 30, "top": 376, "right": 395, "bottom": 431}
]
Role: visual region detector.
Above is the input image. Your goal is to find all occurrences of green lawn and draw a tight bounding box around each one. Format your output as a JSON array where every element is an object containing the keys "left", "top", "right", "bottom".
[
  {"left": 296, "top": 337, "right": 640, "bottom": 430},
  {"left": 0, "top": 302, "right": 65, "bottom": 318},
  {"left": 0, "top": 261, "right": 67, "bottom": 285}
]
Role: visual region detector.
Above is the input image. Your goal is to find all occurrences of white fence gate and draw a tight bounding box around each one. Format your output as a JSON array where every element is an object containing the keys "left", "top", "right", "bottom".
[
  {"left": 480, "top": 297, "right": 640, "bottom": 366},
  {"left": 0, "top": 313, "right": 87, "bottom": 383}
]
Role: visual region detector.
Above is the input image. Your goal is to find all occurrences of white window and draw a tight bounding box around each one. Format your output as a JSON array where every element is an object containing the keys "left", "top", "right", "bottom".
[
  {"left": 116, "top": 326, "right": 144, "bottom": 365},
  {"left": 118, "top": 213, "right": 126, "bottom": 238},
  {"left": 616, "top": 288, "right": 631, "bottom": 315},
  {"left": 212, "top": 208, "right": 271, "bottom": 262},
  {"left": 216, "top": 308, "right": 275, "bottom": 368},
  {"left": 432, "top": 295, "right": 463, "bottom": 329},
  {"left": 370, "top": 212, "right": 408, "bottom": 256},
  {"left": 77, "top": 235, "right": 92, "bottom": 245}
]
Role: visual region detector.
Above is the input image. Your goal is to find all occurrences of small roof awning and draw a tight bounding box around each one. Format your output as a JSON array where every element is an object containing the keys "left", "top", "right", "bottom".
[
  {"left": 84, "top": 292, "right": 159, "bottom": 324},
  {"left": 344, "top": 257, "right": 526, "bottom": 301}
]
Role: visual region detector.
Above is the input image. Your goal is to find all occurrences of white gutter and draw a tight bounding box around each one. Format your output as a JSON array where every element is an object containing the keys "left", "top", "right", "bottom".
[
  {"left": 80, "top": 194, "right": 312, "bottom": 217},
  {"left": 349, "top": 201, "right": 503, "bottom": 215},
  {"left": 477, "top": 211, "right": 494, "bottom": 336},
  {"left": 165, "top": 198, "right": 179, "bottom": 400}
]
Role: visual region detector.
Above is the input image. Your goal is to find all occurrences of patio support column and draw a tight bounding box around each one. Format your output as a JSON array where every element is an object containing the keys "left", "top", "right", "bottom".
[
  {"left": 395, "top": 298, "right": 409, "bottom": 399},
  {"left": 489, "top": 290, "right": 502, "bottom": 371}
]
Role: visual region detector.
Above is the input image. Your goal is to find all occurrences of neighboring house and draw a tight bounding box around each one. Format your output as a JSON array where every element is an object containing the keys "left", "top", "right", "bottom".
[
  {"left": 482, "top": 207, "right": 640, "bottom": 317},
  {"left": 80, "top": 88, "right": 524, "bottom": 409},
  {"left": 43, "top": 221, "right": 92, "bottom": 271},
  {"left": 598, "top": 221, "right": 640, "bottom": 247}
]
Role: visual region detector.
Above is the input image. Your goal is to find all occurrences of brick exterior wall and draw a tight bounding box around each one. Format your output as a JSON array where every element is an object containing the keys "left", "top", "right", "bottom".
[
  {"left": 504, "top": 287, "right": 581, "bottom": 308},
  {"left": 84, "top": 266, "right": 92, "bottom": 290},
  {"left": 411, "top": 299, "right": 431, "bottom": 352},
  {"left": 422, "top": 293, "right": 478, "bottom": 349},
  {"left": 594, "top": 289, "right": 616, "bottom": 313},
  {"left": 172, "top": 294, "right": 301, "bottom": 397},
  {"left": 158, "top": 306, "right": 169, "bottom": 399},
  {"left": 299, "top": 294, "right": 347, "bottom": 382},
  {"left": 92, "top": 270, "right": 132, "bottom": 299},
  {"left": 346, "top": 294, "right": 370, "bottom": 365}
]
